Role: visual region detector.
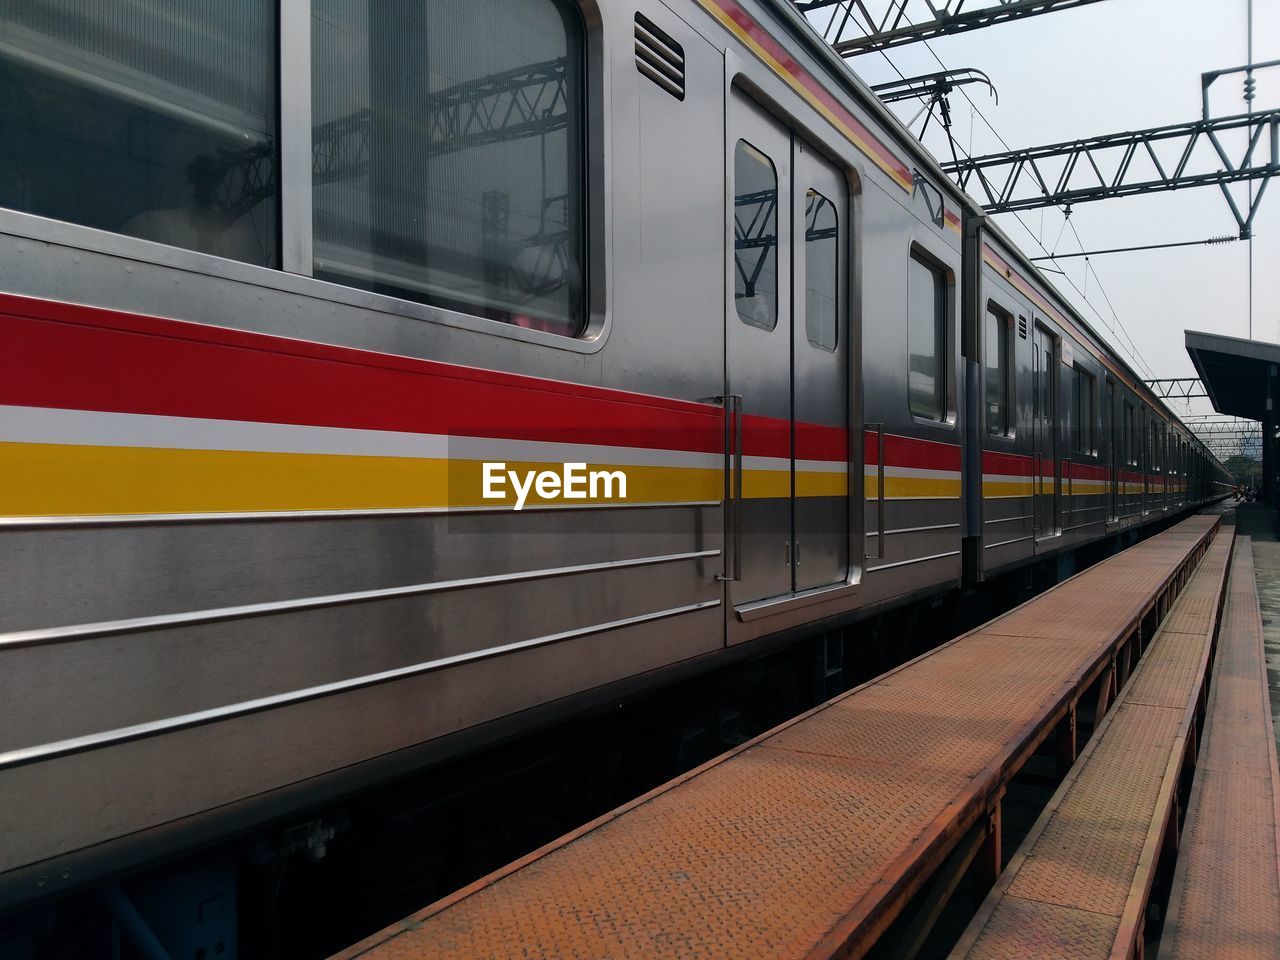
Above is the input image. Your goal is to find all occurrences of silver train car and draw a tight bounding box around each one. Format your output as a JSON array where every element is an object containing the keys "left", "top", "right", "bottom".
[{"left": 0, "top": 0, "right": 1229, "bottom": 910}]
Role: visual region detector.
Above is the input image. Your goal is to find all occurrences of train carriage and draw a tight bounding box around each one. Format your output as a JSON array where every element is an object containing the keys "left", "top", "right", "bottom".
[{"left": 0, "top": 0, "right": 1227, "bottom": 919}]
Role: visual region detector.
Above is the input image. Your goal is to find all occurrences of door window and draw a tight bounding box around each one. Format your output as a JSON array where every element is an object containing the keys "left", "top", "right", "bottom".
[
  {"left": 733, "top": 140, "right": 779, "bottom": 331},
  {"left": 803, "top": 190, "right": 838, "bottom": 351},
  {"left": 908, "top": 254, "right": 946, "bottom": 421},
  {"left": 985, "top": 305, "right": 1011, "bottom": 436}
]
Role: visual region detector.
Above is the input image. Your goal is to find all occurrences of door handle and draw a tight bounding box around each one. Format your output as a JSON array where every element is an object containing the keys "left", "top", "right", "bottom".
[
  {"left": 716, "top": 394, "right": 743, "bottom": 582},
  {"left": 866, "top": 422, "right": 885, "bottom": 560},
  {"left": 1062, "top": 458, "right": 1072, "bottom": 528}
]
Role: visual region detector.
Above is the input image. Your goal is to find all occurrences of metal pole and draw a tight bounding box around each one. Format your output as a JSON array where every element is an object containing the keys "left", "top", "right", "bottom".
[{"left": 1247, "top": 0, "right": 1254, "bottom": 338}]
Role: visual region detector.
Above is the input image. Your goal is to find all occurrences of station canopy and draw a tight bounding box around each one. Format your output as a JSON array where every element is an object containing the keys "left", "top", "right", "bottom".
[{"left": 1185, "top": 330, "right": 1280, "bottom": 421}]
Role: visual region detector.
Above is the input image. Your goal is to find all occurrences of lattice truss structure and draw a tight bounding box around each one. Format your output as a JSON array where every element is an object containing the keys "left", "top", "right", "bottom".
[
  {"left": 1145, "top": 379, "right": 1209, "bottom": 402},
  {"left": 941, "top": 108, "right": 1280, "bottom": 225},
  {"left": 792, "top": 4, "right": 1279, "bottom": 238},
  {"left": 793, "top": 0, "right": 1111, "bottom": 55},
  {"left": 1178, "top": 416, "right": 1265, "bottom": 458}
]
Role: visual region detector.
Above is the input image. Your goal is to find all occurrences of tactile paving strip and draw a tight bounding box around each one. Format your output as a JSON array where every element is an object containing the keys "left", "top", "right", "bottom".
[
  {"left": 952, "top": 530, "right": 1231, "bottom": 960},
  {"left": 1159, "top": 542, "right": 1280, "bottom": 960},
  {"left": 336, "top": 516, "right": 1218, "bottom": 960}
]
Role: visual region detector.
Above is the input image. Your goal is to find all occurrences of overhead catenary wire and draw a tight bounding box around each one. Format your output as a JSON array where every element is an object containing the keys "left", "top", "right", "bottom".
[
  {"left": 1066, "top": 218, "right": 1152, "bottom": 378},
  {"left": 893, "top": 5, "right": 1159, "bottom": 380},
  {"left": 801, "top": 3, "right": 1161, "bottom": 380},
  {"left": 1028, "top": 235, "right": 1239, "bottom": 260}
]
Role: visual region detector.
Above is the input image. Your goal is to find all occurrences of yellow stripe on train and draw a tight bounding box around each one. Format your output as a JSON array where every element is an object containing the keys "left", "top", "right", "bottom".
[
  {"left": 0, "top": 442, "right": 725, "bottom": 515},
  {"left": 864, "top": 475, "right": 962, "bottom": 500},
  {"left": 0, "top": 443, "right": 857, "bottom": 516}
]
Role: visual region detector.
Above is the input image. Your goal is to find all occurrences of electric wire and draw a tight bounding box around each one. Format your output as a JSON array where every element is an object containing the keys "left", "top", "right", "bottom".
[
  {"left": 1028, "top": 235, "right": 1238, "bottom": 260},
  {"left": 803, "top": 3, "right": 1161, "bottom": 378},
  {"left": 892, "top": 4, "right": 1159, "bottom": 379}
]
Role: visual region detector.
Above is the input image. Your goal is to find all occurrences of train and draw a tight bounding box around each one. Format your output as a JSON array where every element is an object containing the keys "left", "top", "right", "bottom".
[{"left": 0, "top": 0, "right": 1230, "bottom": 935}]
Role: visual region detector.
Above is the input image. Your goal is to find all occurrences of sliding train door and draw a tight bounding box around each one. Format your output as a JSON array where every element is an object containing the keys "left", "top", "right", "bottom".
[
  {"left": 726, "top": 95, "right": 793, "bottom": 608},
  {"left": 1106, "top": 377, "right": 1119, "bottom": 521},
  {"left": 792, "top": 141, "right": 849, "bottom": 594},
  {"left": 1033, "top": 322, "right": 1058, "bottom": 539},
  {"left": 725, "top": 90, "right": 850, "bottom": 630}
]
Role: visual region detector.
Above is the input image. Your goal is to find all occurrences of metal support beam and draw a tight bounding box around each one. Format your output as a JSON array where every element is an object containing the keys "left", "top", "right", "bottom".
[
  {"left": 941, "top": 108, "right": 1280, "bottom": 224},
  {"left": 1190, "top": 426, "right": 1263, "bottom": 438},
  {"left": 794, "top": 0, "right": 1114, "bottom": 56},
  {"left": 1144, "top": 378, "right": 1209, "bottom": 401}
]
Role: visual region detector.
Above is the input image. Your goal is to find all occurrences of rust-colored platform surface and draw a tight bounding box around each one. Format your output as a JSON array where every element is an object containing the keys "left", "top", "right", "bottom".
[
  {"left": 951, "top": 531, "right": 1233, "bottom": 960},
  {"left": 335, "top": 516, "right": 1218, "bottom": 960},
  {"left": 1158, "top": 540, "right": 1280, "bottom": 960}
]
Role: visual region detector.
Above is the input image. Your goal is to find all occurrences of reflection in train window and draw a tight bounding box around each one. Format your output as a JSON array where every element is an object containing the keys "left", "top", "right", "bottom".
[
  {"left": 733, "top": 140, "right": 778, "bottom": 331},
  {"left": 1073, "top": 365, "right": 1095, "bottom": 454},
  {"left": 908, "top": 253, "right": 946, "bottom": 421},
  {"left": 0, "top": 0, "right": 278, "bottom": 266},
  {"left": 312, "top": 0, "right": 585, "bottom": 336},
  {"left": 804, "top": 189, "right": 838, "bottom": 351},
  {"left": 985, "top": 304, "right": 1011, "bottom": 436}
]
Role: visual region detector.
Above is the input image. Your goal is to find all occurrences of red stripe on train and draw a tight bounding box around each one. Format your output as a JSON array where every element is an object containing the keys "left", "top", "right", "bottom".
[
  {"left": 0, "top": 294, "right": 730, "bottom": 453},
  {"left": 982, "top": 450, "right": 1034, "bottom": 477},
  {"left": 864, "top": 431, "right": 962, "bottom": 471},
  {"left": 1066, "top": 462, "right": 1109, "bottom": 482},
  {"left": 0, "top": 293, "right": 853, "bottom": 462},
  {"left": 734, "top": 416, "right": 850, "bottom": 463}
]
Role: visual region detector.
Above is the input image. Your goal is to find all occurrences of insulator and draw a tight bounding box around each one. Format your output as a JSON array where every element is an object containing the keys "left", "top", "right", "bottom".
[{"left": 1244, "top": 76, "right": 1257, "bottom": 102}]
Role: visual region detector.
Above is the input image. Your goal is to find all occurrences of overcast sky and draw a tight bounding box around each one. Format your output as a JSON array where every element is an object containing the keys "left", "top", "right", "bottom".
[{"left": 821, "top": 0, "right": 1277, "bottom": 426}]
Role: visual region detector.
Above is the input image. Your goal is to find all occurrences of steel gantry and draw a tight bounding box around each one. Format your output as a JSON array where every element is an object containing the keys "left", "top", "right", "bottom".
[
  {"left": 1183, "top": 416, "right": 1264, "bottom": 460},
  {"left": 940, "top": 61, "right": 1280, "bottom": 237},
  {"left": 940, "top": 108, "right": 1280, "bottom": 225},
  {"left": 793, "top": 0, "right": 1114, "bottom": 56},
  {"left": 1145, "top": 378, "right": 1209, "bottom": 401},
  {"left": 1189, "top": 423, "right": 1263, "bottom": 439}
]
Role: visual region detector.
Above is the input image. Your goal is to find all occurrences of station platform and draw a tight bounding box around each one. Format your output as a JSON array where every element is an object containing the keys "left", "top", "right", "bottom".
[
  {"left": 334, "top": 514, "right": 1219, "bottom": 960},
  {"left": 950, "top": 525, "right": 1234, "bottom": 959},
  {"left": 1158, "top": 540, "right": 1280, "bottom": 959}
]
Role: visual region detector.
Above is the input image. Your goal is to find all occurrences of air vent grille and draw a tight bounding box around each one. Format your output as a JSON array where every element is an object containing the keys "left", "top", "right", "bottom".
[
  {"left": 635, "top": 13, "right": 685, "bottom": 101},
  {"left": 1018, "top": 316, "right": 1028, "bottom": 339}
]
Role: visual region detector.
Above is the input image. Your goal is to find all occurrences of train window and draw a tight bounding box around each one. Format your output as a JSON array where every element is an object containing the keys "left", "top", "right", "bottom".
[
  {"left": 908, "top": 253, "right": 947, "bottom": 421},
  {"left": 1073, "top": 365, "right": 1095, "bottom": 454},
  {"left": 0, "top": 1, "right": 278, "bottom": 267},
  {"left": 311, "top": 0, "right": 586, "bottom": 336},
  {"left": 985, "top": 304, "right": 1011, "bottom": 436},
  {"left": 804, "top": 189, "right": 838, "bottom": 351},
  {"left": 732, "top": 140, "right": 779, "bottom": 331}
]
